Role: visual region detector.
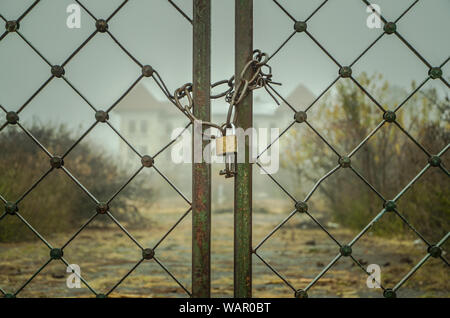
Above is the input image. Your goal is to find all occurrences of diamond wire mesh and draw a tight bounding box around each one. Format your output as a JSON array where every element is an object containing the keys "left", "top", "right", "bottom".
[
  {"left": 1, "top": 0, "right": 448, "bottom": 299},
  {"left": 0, "top": 0, "right": 194, "bottom": 298},
  {"left": 253, "top": 0, "right": 449, "bottom": 298}
]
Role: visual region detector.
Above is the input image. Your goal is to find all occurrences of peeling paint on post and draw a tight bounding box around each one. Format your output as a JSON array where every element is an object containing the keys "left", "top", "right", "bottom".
[
  {"left": 192, "top": 0, "right": 211, "bottom": 298},
  {"left": 234, "top": 0, "right": 253, "bottom": 298}
]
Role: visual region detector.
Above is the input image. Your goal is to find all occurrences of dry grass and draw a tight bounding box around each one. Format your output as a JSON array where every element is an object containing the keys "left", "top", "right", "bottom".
[{"left": 0, "top": 201, "right": 448, "bottom": 298}]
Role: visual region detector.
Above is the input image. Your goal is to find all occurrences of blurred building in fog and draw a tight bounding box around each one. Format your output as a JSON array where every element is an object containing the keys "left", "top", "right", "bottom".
[
  {"left": 113, "top": 83, "right": 315, "bottom": 206},
  {"left": 113, "top": 84, "right": 183, "bottom": 163}
]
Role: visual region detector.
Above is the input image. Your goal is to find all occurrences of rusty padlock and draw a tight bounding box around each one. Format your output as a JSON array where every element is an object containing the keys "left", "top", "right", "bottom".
[{"left": 216, "top": 124, "right": 237, "bottom": 178}]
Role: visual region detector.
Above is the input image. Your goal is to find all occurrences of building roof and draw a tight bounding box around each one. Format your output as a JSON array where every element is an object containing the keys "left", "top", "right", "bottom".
[
  {"left": 113, "top": 83, "right": 172, "bottom": 112},
  {"left": 276, "top": 84, "right": 316, "bottom": 114}
]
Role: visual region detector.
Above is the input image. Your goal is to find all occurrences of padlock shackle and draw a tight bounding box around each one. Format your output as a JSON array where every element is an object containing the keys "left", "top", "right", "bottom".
[{"left": 220, "top": 122, "right": 236, "bottom": 137}]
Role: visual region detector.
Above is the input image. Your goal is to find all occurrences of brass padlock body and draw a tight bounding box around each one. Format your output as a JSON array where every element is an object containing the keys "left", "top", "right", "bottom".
[{"left": 215, "top": 135, "right": 237, "bottom": 156}]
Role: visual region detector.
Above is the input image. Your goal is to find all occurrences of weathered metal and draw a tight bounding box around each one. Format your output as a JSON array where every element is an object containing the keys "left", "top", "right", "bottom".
[
  {"left": 234, "top": 0, "right": 253, "bottom": 298},
  {"left": 174, "top": 50, "right": 274, "bottom": 141},
  {"left": 192, "top": 0, "right": 211, "bottom": 298}
]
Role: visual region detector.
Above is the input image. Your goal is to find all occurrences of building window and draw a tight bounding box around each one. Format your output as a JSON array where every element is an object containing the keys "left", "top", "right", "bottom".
[
  {"left": 129, "top": 120, "right": 136, "bottom": 133},
  {"left": 141, "top": 120, "right": 148, "bottom": 134},
  {"left": 128, "top": 147, "right": 135, "bottom": 159}
]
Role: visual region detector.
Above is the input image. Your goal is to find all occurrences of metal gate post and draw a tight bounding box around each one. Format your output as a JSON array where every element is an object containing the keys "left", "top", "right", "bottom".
[
  {"left": 234, "top": 0, "right": 253, "bottom": 298},
  {"left": 192, "top": 0, "right": 211, "bottom": 298}
]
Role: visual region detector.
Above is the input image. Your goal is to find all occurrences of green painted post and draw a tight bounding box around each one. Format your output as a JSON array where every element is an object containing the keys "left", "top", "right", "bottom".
[
  {"left": 192, "top": 0, "right": 211, "bottom": 298},
  {"left": 234, "top": 0, "right": 253, "bottom": 298}
]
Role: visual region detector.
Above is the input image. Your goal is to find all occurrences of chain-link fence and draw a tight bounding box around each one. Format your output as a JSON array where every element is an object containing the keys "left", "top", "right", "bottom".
[
  {"left": 252, "top": 0, "right": 449, "bottom": 298},
  {"left": 0, "top": 0, "right": 448, "bottom": 299}
]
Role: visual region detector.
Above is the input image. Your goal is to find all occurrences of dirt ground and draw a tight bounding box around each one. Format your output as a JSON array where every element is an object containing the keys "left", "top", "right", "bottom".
[{"left": 0, "top": 201, "right": 448, "bottom": 298}]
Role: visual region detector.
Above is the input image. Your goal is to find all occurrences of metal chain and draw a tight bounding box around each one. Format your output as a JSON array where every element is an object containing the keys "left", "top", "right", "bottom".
[
  {"left": 225, "top": 49, "right": 282, "bottom": 127},
  {"left": 173, "top": 49, "right": 281, "bottom": 134}
]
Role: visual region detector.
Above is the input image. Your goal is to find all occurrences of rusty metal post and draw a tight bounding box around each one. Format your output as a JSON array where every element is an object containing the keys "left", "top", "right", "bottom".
[
  {"left": 234, "top": 0, "right": 253, "bottom": 298},
  {"left": 192, "top": 0, "right": 211, "bottom": 298}
]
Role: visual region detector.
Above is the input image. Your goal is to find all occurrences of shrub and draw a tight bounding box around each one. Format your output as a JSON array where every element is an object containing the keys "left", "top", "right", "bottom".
[
  {"left": 0, "top": 124, "right": 151, "bottom": 242},
  {"left": 281, "top": 73, "right": 449, "bottom": 242}
]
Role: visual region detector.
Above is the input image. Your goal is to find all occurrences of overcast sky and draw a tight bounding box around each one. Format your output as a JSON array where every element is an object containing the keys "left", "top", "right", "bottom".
[{"left": 0, "top": 0, "right": 448, "bottom": 150}]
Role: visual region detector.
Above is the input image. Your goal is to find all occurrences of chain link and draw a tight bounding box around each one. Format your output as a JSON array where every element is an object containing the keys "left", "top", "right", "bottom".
[{"left": 173, "top": 49, "right": 280, "bottom": 134}]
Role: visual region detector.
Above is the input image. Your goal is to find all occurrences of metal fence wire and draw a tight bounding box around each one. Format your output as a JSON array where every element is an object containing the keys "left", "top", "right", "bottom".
[
  {"left": 0, "top": 0, "right": 449, "bottom": 299},
  {"left": 252, "top": 0, "right": 449, "bottom": 298},
  {"left": 0, "top": 0, "right": 194, "bottom": 298}
]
